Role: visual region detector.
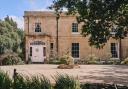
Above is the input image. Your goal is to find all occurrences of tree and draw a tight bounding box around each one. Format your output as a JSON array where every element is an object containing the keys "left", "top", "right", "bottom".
[
  {"left": 50, "top": 0, "right": 128, "bottom": 48},
  {"left": 0, "top": 16, "right": 25, "bottom": 60}
]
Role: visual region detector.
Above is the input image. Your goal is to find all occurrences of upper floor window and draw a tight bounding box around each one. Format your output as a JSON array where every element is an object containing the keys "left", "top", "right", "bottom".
[
  {"left": 35, "top": 23, "right": 41, "bottom": 32},
  {"left": 72, "top": 23, "right": 78, "bottom": 32}
]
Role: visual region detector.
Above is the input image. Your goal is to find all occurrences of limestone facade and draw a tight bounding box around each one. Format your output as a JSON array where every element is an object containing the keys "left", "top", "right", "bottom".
[{"left": 24, "top": 11, "right": 128, "bottom": 63}]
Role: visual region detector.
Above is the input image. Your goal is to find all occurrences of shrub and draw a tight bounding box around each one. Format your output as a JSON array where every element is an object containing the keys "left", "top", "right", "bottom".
[
  {"left": 0, "top": 70, "right": 12, "bottom": 89},
  {"left": 13, "top": 75, "right": 52, "bottom": 89},
  {"left": 59, "top": 54, "right": 74, "bottom": 65},
  {"left": 87, "top": 54, "right": 99, "bottom": 61},
  {"left": 25, "top": 76, "right": 52, "bottom": 89},
  {"left": 73, "top": 54, "right": 100, "bottom": 65},
  {"left": 1, "top": 52, "right": 24, "bottom": 65},
  {"left": 121, "top": 57, "right": 128, "bottom": 65},
  {"left": 13, "top": 74, "right": 27, "bottom": 89},
  {"left": 49, "top": 59, "right": 61, "bottom": 64},
  {"left": 40, "top": 75, "right": 53, "bottom": 89},
  {"left": 54, "top": 74, "right": 81, "bottom": 89},
  {"left": 49, "top": 54, "right": 74, "bottom": 65}
]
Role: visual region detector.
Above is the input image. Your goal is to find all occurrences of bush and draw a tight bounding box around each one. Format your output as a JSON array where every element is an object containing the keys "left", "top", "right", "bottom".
[
  {"left": 28, "top": 76, "right": 52, "bottom": 89},
  {"left": 54, "top": 74, "right": 81, "bottom": 89},
  {"left": 13, "top": 74, "right": 52, "bottom": 89},
  {"left": 76, "top": 54, "right": 100, "bottom": 65},
  {"left": 0, "top": 70, "right": 12, "bottom": 89},
  {"left": 1, "top": 52, "right": 24, "bottom": 65},
  {"left": 102, "top": 59, "right": 121, "bottom": 65},
  {"left": 49, "top": 59, "right": 61, "bottom": 64},
  {"left": 59, "top": 54, "right": 74, "bottom": 65},
  {"left": 49, "top": 54, "right": 74, "bottom": 65},
  {"left": 81, "top": 83, "right": 128, "bottom": 89},
  {"left": 13, "top": 74, "right": 27, "bottom": 89},
  {"left": 121, "top": 57, "right": 128, "bottom": 65},
  {"left": 0, "top": 70, "right": 128, "bottom": 89},
  {"left": 76, "top": 54, "right": 121, "bottom": 65}
]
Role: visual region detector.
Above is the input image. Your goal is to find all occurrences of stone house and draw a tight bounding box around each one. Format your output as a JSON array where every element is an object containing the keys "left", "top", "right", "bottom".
[{"left": 24, "top": 11, "right": 128, "bottom": 63}]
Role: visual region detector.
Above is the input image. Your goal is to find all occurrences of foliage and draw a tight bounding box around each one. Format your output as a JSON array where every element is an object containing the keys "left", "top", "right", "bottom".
[
  {"left": 49, "top": 54, "right": 74, "bottom": 65},
  {"left": 76, "top": 54, "right": 121, "bottom": 65},
  {"left": 31, "top": 76, "right": 52, "bottom": 89},
  {"left": 1, "top": 52, "right": 24, "bottom": 65},
  {"left": 13, "top": 75, "right": 27, "bottom": 89},
  {"left": 121, "top": 57, "right": 128, "bottom": 64},
  {"left": 0, "top": 16, "right": 25, "bottom": 64},
  {"left": 13, "top": 74, "right": 52, "bottom": 89},
  {"left": 59, "top": 53, "right": 74, "bottom": 65},
  {"left": 103, "top": 59, "right": 121, "bottom": 65},
  {"left": 81, "top": 83, "right": 128, "bottom": 89},
  {"left": 0, "top": 70, "right": 128, "bottom": 89},
  {"left": 54, "top": 74, "right": 81, "bottom": 89},
  {"left": 50, "top": 0, "right": 128, "bottom": 48},
  {"left": 49, "top": 59, "right": 61, "bottom": 64},
  {"left": 84, "top": 54, "right": 100, "bottom": 64},
  {"left": 0, "top": 70, "right": 12, "bottom": 89}
]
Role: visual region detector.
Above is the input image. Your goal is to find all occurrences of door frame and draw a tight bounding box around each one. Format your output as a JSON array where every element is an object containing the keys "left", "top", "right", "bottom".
[{"left": 29, "top": 41, "right": 46, "bottom": 63}]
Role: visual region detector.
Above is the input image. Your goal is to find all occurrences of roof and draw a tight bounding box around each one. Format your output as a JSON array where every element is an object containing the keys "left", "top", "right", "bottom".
[{"left": 24, "top": 11, "right": 76, "bottom": 17}]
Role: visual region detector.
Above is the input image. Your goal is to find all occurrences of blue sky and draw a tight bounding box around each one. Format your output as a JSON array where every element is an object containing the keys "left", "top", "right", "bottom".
[{"left": 0, "top": 0, "right": 53, "bottom": 28}]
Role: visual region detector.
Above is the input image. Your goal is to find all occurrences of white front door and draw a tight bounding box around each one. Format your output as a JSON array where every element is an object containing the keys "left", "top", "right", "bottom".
[{"left": 31, "top": 45, "right": 44, "bottom": 62}]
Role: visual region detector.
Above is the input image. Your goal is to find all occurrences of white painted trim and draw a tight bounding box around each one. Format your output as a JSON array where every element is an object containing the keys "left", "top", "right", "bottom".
[
  {"left": 73, "top": 58, "right": 80, "bottom": 60},
  {"left": 111, "top": 42, "right": 120, "bottom": 59},
  {"left": 72, "top": 32, "right": 80, "bottom": 35}
]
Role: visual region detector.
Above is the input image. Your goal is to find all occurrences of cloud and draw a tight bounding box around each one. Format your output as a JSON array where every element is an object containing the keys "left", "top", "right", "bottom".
[{"left": 10, "top": 16, "right": 24, "bottom": 29}]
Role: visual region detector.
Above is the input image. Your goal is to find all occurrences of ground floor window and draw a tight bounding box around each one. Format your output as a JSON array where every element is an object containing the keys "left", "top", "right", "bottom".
[
  {"left": 30, "top": 47, "right": 32, "bottom": 56},
  {"left": 43, "top": 47, "right": 46, "bottom": 56},
  {"left": 72, "top": 43, "right": 79, "bottom": 58},
  {"left": 50, "top": 43, "right": 53, "bottom": 50},
  {"left": 111, "top": 43, "right": 119, "bottom": 58}
]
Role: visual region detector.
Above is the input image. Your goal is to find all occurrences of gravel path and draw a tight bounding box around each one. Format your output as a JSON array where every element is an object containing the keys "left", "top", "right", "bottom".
[{"left": 0, "top": 64, "right": 128, "bottom": 85}]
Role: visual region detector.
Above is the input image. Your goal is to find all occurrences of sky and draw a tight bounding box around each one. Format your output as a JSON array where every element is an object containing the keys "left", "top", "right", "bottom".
[{"left": 0, "top": 0, "right": 53, "bottom": 29}]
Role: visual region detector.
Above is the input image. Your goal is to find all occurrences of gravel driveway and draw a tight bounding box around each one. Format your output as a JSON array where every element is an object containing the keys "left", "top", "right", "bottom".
[{"left": 0, "top": 64, "right": 128, "bottom": 85}]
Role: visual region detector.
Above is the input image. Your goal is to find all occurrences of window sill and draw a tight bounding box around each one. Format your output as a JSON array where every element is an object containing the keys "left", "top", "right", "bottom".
[
  {"left": 110, "top": 58, "right": 120, "bottom": 60},
  {"left": 73, "top": 58, "right": 80, "bottom": 60},
  {"left": 72, "top": 32, "right": 80, "bottom": 35}
]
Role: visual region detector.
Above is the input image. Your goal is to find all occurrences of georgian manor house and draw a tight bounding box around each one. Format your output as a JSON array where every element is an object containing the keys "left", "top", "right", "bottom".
[{"left": 24, "top": 11, "right": 128, "bottom": 63}]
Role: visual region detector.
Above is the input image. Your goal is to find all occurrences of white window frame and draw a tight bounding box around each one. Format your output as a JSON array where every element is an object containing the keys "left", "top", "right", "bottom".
[
  {"left": 110, "top": 43, "right": 119, "bottom": 59},
  {"left": 72, "top": 23, "right": 79, "bottom": 33}
]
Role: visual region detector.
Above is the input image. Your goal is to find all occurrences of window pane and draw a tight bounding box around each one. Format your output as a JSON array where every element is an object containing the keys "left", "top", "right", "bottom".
[
  {"left": 72, "top": 43, "right": 79, "bottom": 58},
  {"left": 111, "top": 43, "right": 118, "bottom": 58},
  {"left": 35, "top": 23, "right": 41, "bottom": 32},
  {"left": 50, "top": 43, "right": 53, "bottom": 50},
  {"left": 43, "top": 47, "right": 46, "bottom": 56},
  {"left": 72, "top": 23, "right": 78, "bottom": 32},
  {"left": 30, "top": 47, "right": 32, "bottom": 56}
]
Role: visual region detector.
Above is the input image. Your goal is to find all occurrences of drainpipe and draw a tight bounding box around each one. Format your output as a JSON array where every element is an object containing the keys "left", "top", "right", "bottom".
[
  {"left": 119, "top": 38, "right": 122, "bottom": 61},
  {"left": 56, "top": 13, "right": 60, "bottom": 57},
  {"left": 28, "top": 16, "right": 29, "bottom": 34}
]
